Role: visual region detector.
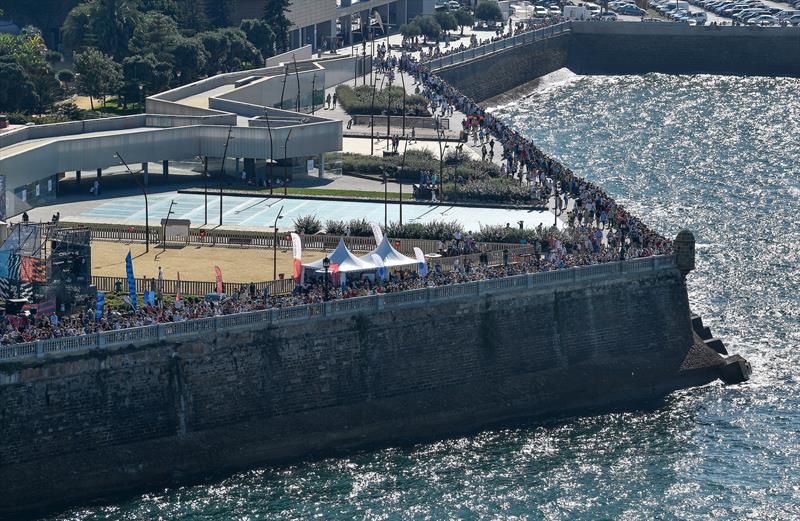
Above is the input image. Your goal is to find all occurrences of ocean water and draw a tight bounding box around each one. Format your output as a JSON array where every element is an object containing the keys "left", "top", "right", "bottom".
[{"left": 51, "top": 74, "right": 800, "bottom": 520}]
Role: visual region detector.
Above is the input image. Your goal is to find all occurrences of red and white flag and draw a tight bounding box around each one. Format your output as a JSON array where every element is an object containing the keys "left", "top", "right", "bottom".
[
  {"left": 214, "top": 266, "right": 223, "bottom": 294},
  {"left": 290, "top": 233, "right": 303, "bottom": 282}
]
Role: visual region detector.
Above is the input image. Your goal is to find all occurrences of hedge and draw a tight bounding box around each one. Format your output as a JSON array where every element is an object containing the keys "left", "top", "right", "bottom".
[{"left": 336, "top": 85, "right": 430, "bottom": 116}]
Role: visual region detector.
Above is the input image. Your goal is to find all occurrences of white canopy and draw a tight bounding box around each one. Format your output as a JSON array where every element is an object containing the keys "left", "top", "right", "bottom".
[
  {"left": 360, "top": 237, "right": 418, "bottom": 268},
  {"left": 304, "top": 239, "right": 373, "bottom": 273}
]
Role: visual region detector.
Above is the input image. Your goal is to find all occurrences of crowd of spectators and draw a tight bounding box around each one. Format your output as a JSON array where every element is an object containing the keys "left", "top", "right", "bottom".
[{"left": 1, "top": 17, "right": 672, "bottom": 347}]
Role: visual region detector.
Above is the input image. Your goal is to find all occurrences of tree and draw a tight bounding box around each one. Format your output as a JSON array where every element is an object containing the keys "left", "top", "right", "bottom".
[
  {"left": 399, "top": 22, "right": 421, "bottom": 40},
  {"left": 128, "top": 12, "right": 180, "bottom": 62},
  {"left": 434, "top": 11, "right": 458, "bottom": 35},
  {"left": 172, "top": 37, "right": 207, "bottom": 82},
  {"left": 263, "top": 0, "right": 292, "bottom": 53},
  {"left": 0, "top": 58, "right": 38, "bottom": 113},
  {"left": 0, "top": 29, "right": 60, "bottom": 113},
  {"left": 454, "top": 8, "right": 475, "bottom": 35},
  {"left": 475, "top": 1, "right": 503, "bottom": 23},
  {"left": 74, "top": 47, "right": 122, "bottom": 109},
  {"left": 56, "top": 69, "right": 75, "bottom": 84},
  {"left": 240, "top": 18, "right": 275, "bottom": 61},
  {"left": 62, "top": 0, "right": 141, "bottom": 59},
  {"left": 414, "top": 15, "right": 441, "bottom": 43},
  {"left": 205, "top": 0, "right": 235, "bottom": 28}
]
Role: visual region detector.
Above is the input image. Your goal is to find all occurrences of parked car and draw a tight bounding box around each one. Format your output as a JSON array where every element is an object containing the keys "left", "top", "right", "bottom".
[
  {"left": 549, "top": 5, "right": 562, "bottom": 14},
  {"left": 787, "top": 14, "right": 800, "bottom": 24},
  {"left": 617, "top": 4, "right": 646, "bottom": 14},
  {"left": 534, "top": 5, "right": 550, "bottom": 16},
  {"left": 689, "top": 11, "right": 708, "bottom": 22},
  {"left": 747, "top": 14, "right": 778, "bottom": 23},
  {"left": 598, "top": 11, "right": 619, "bottom": 19}
]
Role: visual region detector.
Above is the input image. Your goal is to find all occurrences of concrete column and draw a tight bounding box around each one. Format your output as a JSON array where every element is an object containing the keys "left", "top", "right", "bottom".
[
  {"left": 76, "top": 170, "right": 81, "bottom": 185},
  {"left": 96, "top": 168, "right": 102, "bottom": 179},
  {"left": 244, "top": 158, "right": 256, "bottom": 177},
  {"left": 318, "top": 154, "right": 325, "bottom": 178},
  {"left": 141, "top": 162, "right": 149, "bottom": 186},
  {"left": 162, "top": 160, "right": 169, "bottom": 177},
  {"left": 313, "top": 23, "right": 318, "bottom": 53},
  {"left": 235, "top": 158, "right": 241, "bottom": 177}
]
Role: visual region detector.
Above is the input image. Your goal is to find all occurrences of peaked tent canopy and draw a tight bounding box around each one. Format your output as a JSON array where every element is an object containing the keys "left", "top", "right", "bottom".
[
  {"left": 360, "top": 237, "right": 418, "bottom": 268},
  {"left": 304, "top": 239, "right": 373, "bottom": 273}
]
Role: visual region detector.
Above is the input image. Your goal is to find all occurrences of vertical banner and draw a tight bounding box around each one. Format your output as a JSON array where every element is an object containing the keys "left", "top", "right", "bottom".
[
  {"left": 331, "top": 263, "right": 340, "bottom": 287},
  {"left": 96, "top": 292, "right": 104, "bottom": 321},
  {"left": 214, "top": 265, "right": 223, "bottom": 294},
  {"left": 414, "top": 247, "right": 428, "bottom": 277},
  {"left": 371, "top": 254, "right": 386, "bottom": 282},
  {"left": 0, "top": 175, "right": 6, "bottom": 221},
  {"left": 290, "top": 233, "right": 303, "bottom": 282},
  {"left": 125, "top": 250, "right": 137, "bottom": 311},
  {"left": 370, "top": 222, "right": 384, "bottom": 245},
  {"left": 176, "top": 271, "right": 182, "bottom": 301}
]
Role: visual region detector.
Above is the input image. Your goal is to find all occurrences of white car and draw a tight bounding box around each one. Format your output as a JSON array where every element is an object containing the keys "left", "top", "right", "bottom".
[
  {"left": 748, "top": 13, "right": 778, "bottom": 23},
  {"left": 549, "top": 5, "right": 562, "bottom": 14},
  {"left": 534, "top": 5, "right": 550, "bottom": 16}
]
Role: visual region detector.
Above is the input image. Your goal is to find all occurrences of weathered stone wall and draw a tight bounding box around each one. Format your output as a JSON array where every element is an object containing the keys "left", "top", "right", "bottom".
[
  {"left": 568, "top": 22, "right": 800, "bottom": 77},
  {"left": 436, "top": 33, "right": 570, "bottom": 102},
  {"left": 0, "top": 266, "right": 710, "bottom": 517},
  {"left": 435, "top": 23, "right": 800, "bottom": 102}
]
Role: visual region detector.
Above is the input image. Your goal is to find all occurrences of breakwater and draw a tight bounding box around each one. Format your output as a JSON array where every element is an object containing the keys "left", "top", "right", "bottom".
[
  {"left": 0, "top": 256, "right": 725, "bottom": 517},
  {"left": 433, "top": 22, "right": 800, "bottom": 102}
]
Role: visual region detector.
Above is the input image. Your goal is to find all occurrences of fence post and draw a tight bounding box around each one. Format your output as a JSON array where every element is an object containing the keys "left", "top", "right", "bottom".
[{"left": 36, "top": 341, "right": 44, "bottom": 359}]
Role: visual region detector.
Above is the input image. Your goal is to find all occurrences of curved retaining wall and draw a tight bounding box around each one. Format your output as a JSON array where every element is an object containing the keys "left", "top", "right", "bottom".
[{"left": 0, "top": 256, "right": 722, "bottom": 517}]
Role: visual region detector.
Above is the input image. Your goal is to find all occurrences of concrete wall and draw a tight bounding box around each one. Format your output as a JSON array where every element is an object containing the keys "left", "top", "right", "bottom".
[
  {"left": 0, "top": 264, "right": 709, "bottom": 516},
  {"left": 437, "top": 33, "right": 570, "bottom": 102},
  {"left": 568, "top": 22, "right": 800, "bottom": 77}
]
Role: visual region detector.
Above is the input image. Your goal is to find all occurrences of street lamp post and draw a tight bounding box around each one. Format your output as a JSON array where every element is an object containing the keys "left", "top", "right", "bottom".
[
  {"left": 138, "top": 84, "right": 144, "bottom": 114},
  {"left": 273, "top": 205, "right": 284, "bottom": 280},
  {"left": 115, "top": 152, "right": 149, "bottom": 252},
  {"left": 219, "top": 126, "right": 234, "bottom": 226},
  {"left": 323, "top": 256, "right": 330, "bottom": 301}
]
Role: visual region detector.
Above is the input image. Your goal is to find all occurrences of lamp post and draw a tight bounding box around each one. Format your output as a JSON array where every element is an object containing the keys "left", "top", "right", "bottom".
[
  {"left": 436, "top": 129, "right": 449, "bottom": 202},
  {"left": 115, "top": 152, "right": 149, "bottom": 252},
  {"left": 202, "top": 156, "right": 209, "bottom": 225},
  {"left": 138, "top": 84, "right": 144, "bottom": 114},
  {"left": 323, "top": 256, "right": 330, "bottom": 301},
  {"left": 219, "top": 126, "right": 234, "bottom": 226},
  {"left": 273, "top": 205, "right": 284, "bottom": 280},
  {"left": 283, "top": 127, "right": 293, "bottom": 196},
  {"left": 382, "top": 166, "right": 388, "bottom": 228},
  {"left": 162, "top": 200, "right": 176, "bottom": 252}
]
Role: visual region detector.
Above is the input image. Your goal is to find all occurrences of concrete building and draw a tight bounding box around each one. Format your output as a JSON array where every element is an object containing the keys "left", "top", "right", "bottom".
[
  {"left": 233, "top": 0, "right": 436, "bottom": 51},
  {"left": 0, "top": 49, "right": 370, "bottom": 218}
]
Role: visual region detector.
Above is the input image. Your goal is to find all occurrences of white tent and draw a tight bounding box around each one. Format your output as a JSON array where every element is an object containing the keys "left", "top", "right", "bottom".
[
  {"left": 360, "top": 237, "right": 418, "bottom": 268},
  {"left": 303, "top": 238, "right": 373, "bottom": 273}
]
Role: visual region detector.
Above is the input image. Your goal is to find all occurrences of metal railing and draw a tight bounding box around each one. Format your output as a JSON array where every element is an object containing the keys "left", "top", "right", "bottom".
[
  {"left": 427, "top": 22, "right": 572, "bottom": 71},
  {"left": 0, "top": 255, "right": 676, "bottom": 363}
]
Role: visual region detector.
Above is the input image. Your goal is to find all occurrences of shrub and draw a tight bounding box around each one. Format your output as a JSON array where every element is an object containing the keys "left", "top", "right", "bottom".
[
  {"left": 335, "top": 85, "right": 430, "bottom": 116},
  {"left": 347, "top": 219, "right": 373, "bottom": 237},
  {"left": 324, "top": 219, "right": 347, "bottom": 236},
  {"left": 293, "top": 215, "right": 322, "bottom": 234},
  {"left": 475, "top": 1, "right": 504, "bottom": 22},
  {"left": 385, "top": 222, "right": 426, "bottom": 239}
]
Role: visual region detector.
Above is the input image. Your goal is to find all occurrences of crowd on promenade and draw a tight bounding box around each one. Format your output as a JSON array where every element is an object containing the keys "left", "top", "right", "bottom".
[
  {"left": 0, "top": 18, "right": 672, "bottom": 348},
  {"left": 0, "top": 222, "right": 655, "bottom": 347}
]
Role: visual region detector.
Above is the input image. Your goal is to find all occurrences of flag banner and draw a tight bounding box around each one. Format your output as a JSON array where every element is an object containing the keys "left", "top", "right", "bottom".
[
  {"left": 95, "top": 292, "right": 104, "bottom": 321},
  {"left": 414, "top": 247, "right": 428, "bottom": 277},
  {"left": 370, "top": 222, "right": 384, "bottom": 245},
  {"left": 36, "top": 298, "right": 56, "bottom": 318},
  {"left": 7, "top": 254, "right": 20, "bottom": 281},
  {"left": 20, "top": 256, "right": 46, "bottom": 283},
  {"left": 331, "top": 262, "right": 340, "bottom": 286},
  {"left": 125, "top": 250, "right": 137, "bottom": 311},
  {"left": 290, "top": 233, "right": 303, "bottom": 282},
  {"left": 371, "top": 254, "right": 387, "bottom": 282},
  {"left": 176, "top": 271, "right": 182, "bottom": 301},
  {"left": 214, "top": 266, "right": 223, "bottom": 294}
]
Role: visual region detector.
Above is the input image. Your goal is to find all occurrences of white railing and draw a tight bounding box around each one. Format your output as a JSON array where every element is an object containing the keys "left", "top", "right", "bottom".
[
  {"left": 0, "top": 255, "right": 676, "bottom": 363},
  {"left": 427, "top": 22, "right": 572, "bottom": 71}
]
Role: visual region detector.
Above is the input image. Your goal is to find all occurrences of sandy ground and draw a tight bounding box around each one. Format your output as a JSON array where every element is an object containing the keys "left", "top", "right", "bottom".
[{"left": 91, "top": 241, "right": 326, "bottom": 282}]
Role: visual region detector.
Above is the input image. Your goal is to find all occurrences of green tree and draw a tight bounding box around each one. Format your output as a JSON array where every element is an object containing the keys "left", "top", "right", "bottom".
[
  {"left": 414, "top": 15, "right": 441, "bottom": 43},
  {"left": 263, "top": 0, "right": 292, "bottom": 53},
  {"left": 454, "top": 8, "right": 475, "bottom": 35},
  {"left": 205, "top": 0, "right": 236, "bottom": 28},
  {"left": 62, "top": 0, "right": 141, "bottom": 59},
  {"left": 0, "top": 28, "right": 60, "bottom": 113},
  {"left": 128, "top": 11, "right": 180, "bottom": 62},
  {"left": 434, "top": 11, "right": 458, "bottom": 34},
  {"left": 399, "top": 22, "right": 421, "bottom": 40},
  {"left": 475, "top": 1, "right": 503, "bottom": 23},
  {"left": 240, "top": 18, "right": 276, "bottom": 60},
  {"left": 172, "top": 37, "right": 207, "bottom": 81},
  {"left": 56, "top": 69, "right": 75, "bottom": 84},
  {"left": 74, "top": 47, "right": 122, "bottom": 109}
]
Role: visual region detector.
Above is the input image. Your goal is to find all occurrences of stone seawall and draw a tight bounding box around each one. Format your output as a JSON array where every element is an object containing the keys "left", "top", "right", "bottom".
[
  {"left": 436, "top": 33, "right": 570, "bottom": 103},
  {"left": 0, "top": 265, "right": 721, "bottom": 517},
  {"left": 568, "top": 23, "right": 800, "bottom": 77},
  {"left": 435, "top": 23, "right": 800, "bottom": 102}
]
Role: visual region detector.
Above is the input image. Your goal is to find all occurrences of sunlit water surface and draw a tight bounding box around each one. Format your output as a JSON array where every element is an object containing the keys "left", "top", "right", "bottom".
[{"left": 51, "top": 74, "right": 800, "bottom": 520}]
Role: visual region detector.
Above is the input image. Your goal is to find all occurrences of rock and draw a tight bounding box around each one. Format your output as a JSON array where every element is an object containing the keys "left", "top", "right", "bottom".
[
  {"left": 720, "top": 355, "right": 751, "bottom": 384},
  {"left": 704, "top": 337, "right": 728, "bottom": 355}
]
